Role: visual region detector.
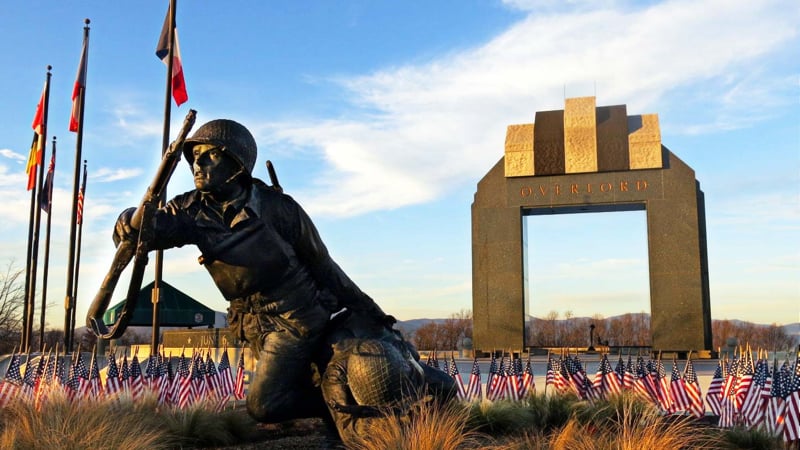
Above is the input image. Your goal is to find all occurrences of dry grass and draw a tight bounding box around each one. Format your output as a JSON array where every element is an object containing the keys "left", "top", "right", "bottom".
[
  {"left": 547, "top": 394, "right": 725, "bottom": 450},
  {"left": 347, "top": 397, "right": 489, "bottom": 450},
  {"left": 0, "top": 390, "right": 258, "bottom": 450},
  {"left": 0, "top": 390, "right": 173, "bottom": 450},
  {"left": 0, "top": 389, "right": 782, "bottom": 449}
]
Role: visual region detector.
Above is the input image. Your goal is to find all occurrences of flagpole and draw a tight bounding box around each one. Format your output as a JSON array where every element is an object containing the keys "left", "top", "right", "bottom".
[
  {"left": 65, "top": 19, "right": 90, "bottom": 352},
  {"left": 39, "top": 137, "right": 56, "bottom": 352},
  {"left": 152, "top": 0, "right": 178, "bottom": 351},
  {"left": 22, "top": 66, "right": 52, "bottom": 351},
  {"left": 29, "top": 67, "right": 52, "bottom": 350},
  {"left": 70, "top": 160, "right": 88, "bottom": 352},
  {"left": 23, "top": 156, "right": 36, "bottom": 350}
]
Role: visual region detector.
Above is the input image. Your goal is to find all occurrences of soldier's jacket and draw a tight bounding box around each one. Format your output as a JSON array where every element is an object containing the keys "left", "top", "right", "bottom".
[{"left": 146, "top": 178, "right": 386, "bottom": 342}]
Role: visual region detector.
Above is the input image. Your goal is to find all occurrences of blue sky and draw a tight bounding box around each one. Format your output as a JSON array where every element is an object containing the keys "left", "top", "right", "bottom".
[{"left": 0, "top": 0, "right": 797, "bottom": 331}]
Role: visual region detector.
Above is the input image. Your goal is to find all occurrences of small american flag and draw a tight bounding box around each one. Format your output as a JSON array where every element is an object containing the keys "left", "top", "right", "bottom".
[
  {"left": 705, "top": 360, "right": 724, "bottom": 417},
  {"left": 0, "top": 353, "right": 24, "bottom": 407},
  {"left": 593, "top": 353, "right": 621, "bottom": 400},
  {"left": 735, "top": 351, "right": 755, "bottom": 409},
  {"left": 683, "top": 357, "right": 705, "bottom": 418},
  {"left": 465, "top": 358, "right": 482, "bottom": 401},
  {"left": 487, "top": 355, "right": 506, "bottom": 401},
  {"left": 741, "top": 357, "right": 768, "bottom": 427},
  {"left": 120, "top": 354, "right": 130, "bottom": 395},
  {"left": 669, "top": 358, "right": 690, "bottom": 413},
  {"left": 214, "top": 347, "right": 235, "bottom": 411},
  {"left": 105, "top": 351, "right": 122, "bottom": 399},
  {"left": 447, "top": 354, "right": 466, "bottom": 400},
  {"left": 191, "top": 352, "right": 207, "bottom": 402},
  {"left": 652, "top": 358, "right": 673, "bottom": 413},
  {"left": 205, "top": 351, "right": 222, "bottom": 401},
  {"left": 233, "top": 350, "right": 245, "bottom": 400},
  {"left": 129, "top": 353, "right": 144, "bottom": 400},
  {"left": 519, "top": 354, "right": 535, "bottom": 398},
  {"left": 217, "top": 347, "right": 235, "bottom": 399},
  {"left": 622, "top": 355, "right": 636, "bottom": 390},
  {"left": 503, "top": 356, "right": 520, "bottom": 402},
  {"left": 177, "top": 352, "right": 194, "bottom": 409},
  {"left": 765, "top": 359, "right": 787, "bottom": 437},
  {"left": 782, "top": 360, "right": 800, "bottom": 443},
  {"left": 486, "top": 353, "right": 498, "bottom": 396},
  {"left": 156, "top": 353, "right": 172, "bottom": 405}
]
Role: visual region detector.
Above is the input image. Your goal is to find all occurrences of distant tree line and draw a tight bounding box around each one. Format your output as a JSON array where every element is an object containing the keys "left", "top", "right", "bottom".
[
  {"left": 403, "top": 309, "right": 473, "bottom": 352},
  {"left": 524, "top": 310, "right": 797, "bottom": 352},
  {"left": 399, "top": 308, "right": 797, "bottom": 352},
  {"left": 527, "top": 311, "right": 652, "bottom": 348},
  {"left": 0, "top": 261, "right": 795, "bottom": 354}
]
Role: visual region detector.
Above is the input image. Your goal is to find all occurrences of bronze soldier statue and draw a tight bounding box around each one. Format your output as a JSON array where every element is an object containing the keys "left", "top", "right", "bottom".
[
  {"left": 112, "top": 118, "right": 455, "bottom": 437},
  {"left": 113, "top": 118, "right": 394, "bottom": 421}
]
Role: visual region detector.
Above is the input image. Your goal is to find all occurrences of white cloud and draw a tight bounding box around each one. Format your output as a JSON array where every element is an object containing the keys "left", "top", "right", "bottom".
[
  {"left": 262, "top": 0, "right": 798, "bottom": 218},
  {"left": 0, "top": 149, "right": 26, "bottom": 161},
  {"left": 91, "top": 167, "right": 144, "bottom": 183}
]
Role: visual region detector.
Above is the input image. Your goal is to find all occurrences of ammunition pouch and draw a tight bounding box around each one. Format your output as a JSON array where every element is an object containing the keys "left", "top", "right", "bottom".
[{"left": 227, "top": 291, "right": 320, "bottom": 355}]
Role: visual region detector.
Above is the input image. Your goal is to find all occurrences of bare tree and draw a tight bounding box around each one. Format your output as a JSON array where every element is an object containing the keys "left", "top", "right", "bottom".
[
  {"left": 528, "top": 310, "right": 559, "bottom": 347},
  {"left": 413, "top": 321, "right": 447, "bottom": 351},
  {"left": 761, "top": 324, "right": 797, "bottom": 352},
  {"left": 0, "top": 261, "right": 24, "bottom": 354},
  {"left": 440, "top": 309, "right": 472, "bottom": 350}
]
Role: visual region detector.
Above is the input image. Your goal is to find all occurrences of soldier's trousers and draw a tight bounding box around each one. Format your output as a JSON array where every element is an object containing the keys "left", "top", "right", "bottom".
[{"left": 244, "top": 300, "right": 330, "bottom": 423}]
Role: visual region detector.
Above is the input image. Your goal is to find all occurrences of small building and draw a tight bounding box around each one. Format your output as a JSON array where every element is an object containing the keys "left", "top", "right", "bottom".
[{"left": 103, "top": 280, "right": 216, "bottom": 328}]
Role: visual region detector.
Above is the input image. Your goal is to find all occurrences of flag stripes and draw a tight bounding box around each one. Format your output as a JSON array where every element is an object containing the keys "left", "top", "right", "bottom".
[{"left": 156, "top": 4, "right": 188, "bottom": 106}]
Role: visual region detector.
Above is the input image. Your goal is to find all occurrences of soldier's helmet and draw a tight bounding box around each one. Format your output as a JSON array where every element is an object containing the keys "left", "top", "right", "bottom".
[
  {"left": 346, "top": 339, "right": 417, "bottom": 406},
  {"left": 182, "top": 119, "right": 257, "bottom": 176}
]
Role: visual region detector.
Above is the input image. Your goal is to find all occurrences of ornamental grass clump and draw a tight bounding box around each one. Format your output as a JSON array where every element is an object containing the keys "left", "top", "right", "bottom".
[
  {"left": 159, "top": 398, "right": 258, "bottom": 448},
  {"left": 720, "top": 425, "right": 784, "bottom": 450},
  {"left": 0, "top": 391, "right": 172, "bottom": 450},
  {"left": 348, "top": 397, "right": 487, "bottom": 450},
  {"left": 548, "top": 394, "right": 725, "bottom": 450},
  {"left": 467, "top": 392, "right": 579, "bottom": 435},
  {"left": 0, "top": 389, "right": 257, "bottom": 450}
]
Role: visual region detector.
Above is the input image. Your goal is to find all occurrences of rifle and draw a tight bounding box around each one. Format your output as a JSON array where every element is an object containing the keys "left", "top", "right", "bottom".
[
  {"left": 86, "top": 109, "right": 197, "bottom": 339},
  {"left": 266, "top": 159, "right": 282, "bottom": 193}
]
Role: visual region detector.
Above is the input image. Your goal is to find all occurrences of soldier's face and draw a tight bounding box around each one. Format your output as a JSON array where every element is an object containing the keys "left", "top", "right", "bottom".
[{"left": 192, "top": 144, "right": 241, "bottom": 194}]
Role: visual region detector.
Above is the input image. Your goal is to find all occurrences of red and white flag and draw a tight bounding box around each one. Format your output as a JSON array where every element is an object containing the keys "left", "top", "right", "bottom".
[
  {"left": 69, "top": 31, "right": 88, "bottom": 132},
  {"left": 156, "top": 4, "right": 188, "bottom": 106}
]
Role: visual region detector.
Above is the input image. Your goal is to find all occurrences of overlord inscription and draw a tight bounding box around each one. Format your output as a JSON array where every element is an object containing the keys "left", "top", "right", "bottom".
[{"left": 519, "top": 179, "right": 649, "bottom": 198}]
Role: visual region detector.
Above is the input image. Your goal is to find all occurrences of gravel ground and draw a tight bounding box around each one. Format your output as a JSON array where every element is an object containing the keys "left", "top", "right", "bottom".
[{"left": 209, "top": 417, "right": 339, "bottom": 450}]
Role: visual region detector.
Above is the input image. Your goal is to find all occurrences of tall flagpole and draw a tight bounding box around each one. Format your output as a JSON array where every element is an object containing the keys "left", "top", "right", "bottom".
[
  {"left": 22, "top": 66, "right": 52, "bottom": 350},
  {"left": 65, "top": 19, "right": 90, "bottom": 352},
  {"left": 152, "top": 0, "right": 178, "bottom": 351},
  {"left": 39, "top": 136, "right": 57, "bottom": 351},
  {"left": 70, "top": 161, "right": 88, "bottom": 352},
  {"left": 28, "top": 67, "right": 52, "bottom": 350}
]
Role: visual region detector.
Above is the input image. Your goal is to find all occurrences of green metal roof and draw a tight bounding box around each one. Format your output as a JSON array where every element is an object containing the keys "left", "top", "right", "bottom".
[{"left": 102, "top": 281, "right": 216, "bottom": 328}]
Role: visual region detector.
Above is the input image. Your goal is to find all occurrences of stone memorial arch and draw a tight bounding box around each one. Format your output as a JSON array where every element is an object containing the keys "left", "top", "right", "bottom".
[{"left": 472, "top": 97, "right": 712, "bottom": 356}]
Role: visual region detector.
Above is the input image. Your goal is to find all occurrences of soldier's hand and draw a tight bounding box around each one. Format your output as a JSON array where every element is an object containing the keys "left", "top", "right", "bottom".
[{"left": 112, "top": 207, "right": 138, "bottom": 247}]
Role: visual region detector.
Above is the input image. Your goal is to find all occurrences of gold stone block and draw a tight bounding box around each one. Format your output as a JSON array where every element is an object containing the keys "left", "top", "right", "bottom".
[
  {"left": 564, "top": 96, "right": 598, "bottom": 173},
  {"left": 504, "top": 124, "right": 534, "bottom": 177},
  {"left": 628, "top": 114, "right": 662, "bottom": 169}
]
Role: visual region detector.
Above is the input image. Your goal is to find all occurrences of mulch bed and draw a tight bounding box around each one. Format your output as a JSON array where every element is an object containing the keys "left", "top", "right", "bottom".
[{"left": 209, "top": 417, "right": 335, "bottom": 450}]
